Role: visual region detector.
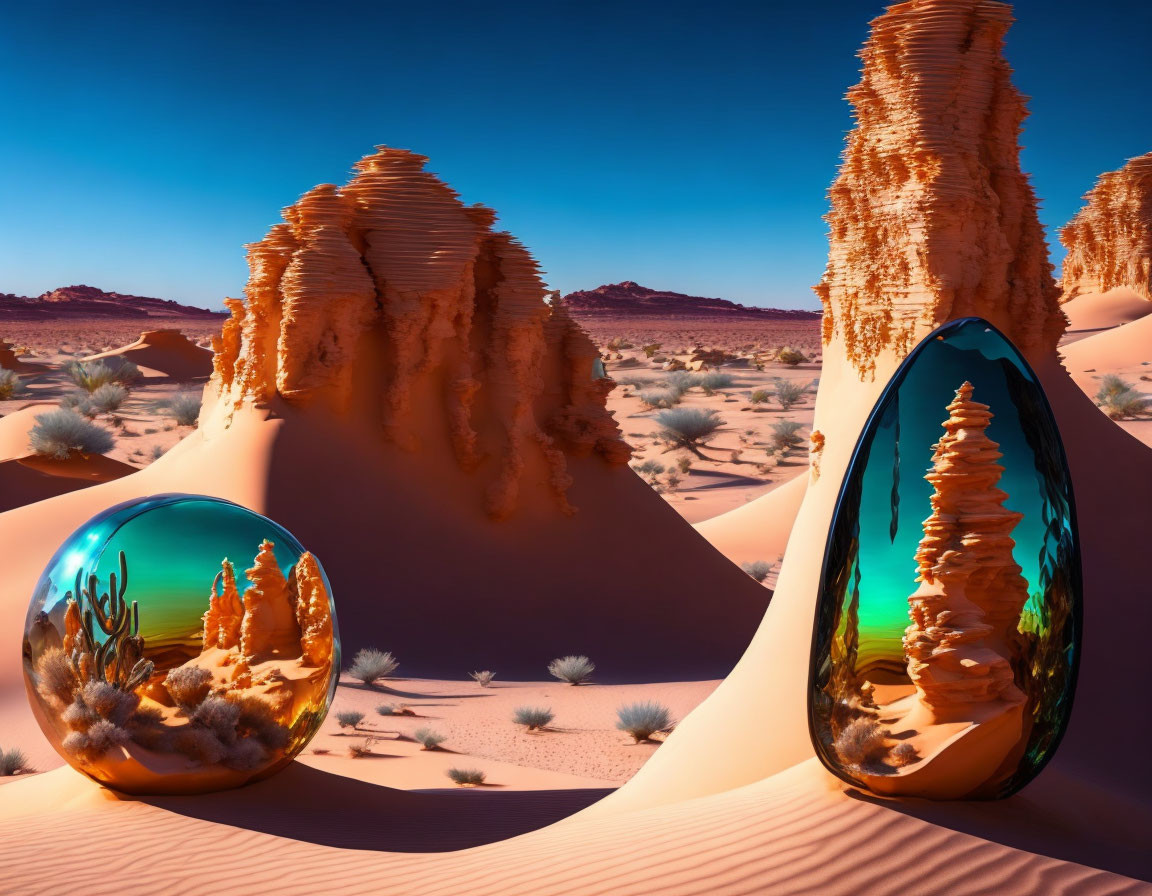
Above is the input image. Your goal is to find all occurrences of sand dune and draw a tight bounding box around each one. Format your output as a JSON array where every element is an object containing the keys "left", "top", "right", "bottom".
[
  {"left": 80, "top": 328, "right": 213, "bottom": 380},
  {"left": 693, "top": 469, "right": 807, "bottom": 568},
  {"left": 1060, "top": 312, "right": 1152, "bottom": 394},
  {"left": 1061, "top": 287, "right": 1152, "bottom": 341},
  {"left": 0, "top": 403, "right": 135, "bottom": 511},
  {"left": 0, "top": 760, "right": 1144, "bottom": 895}
]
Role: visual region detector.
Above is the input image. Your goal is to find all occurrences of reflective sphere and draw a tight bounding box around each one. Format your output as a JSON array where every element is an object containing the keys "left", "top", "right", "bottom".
[
  {"left": 809, "top": 319, "right": 1080, "bottom": 799},
  {"left": 22, "top": 494, "right": 339, "bottom": 794}
]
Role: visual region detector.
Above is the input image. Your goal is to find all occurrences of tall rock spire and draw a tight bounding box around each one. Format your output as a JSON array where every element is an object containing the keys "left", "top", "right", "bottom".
[
  {"left": 1060, "top": 152, "right": 1152, "bottom": 302},
  {"left": 293, "top": 552, "right": 334, "bottom": 668},
  {"left": 238, "top": 541, "right": 302, "bottom": 662},
  {"left": 202, "top": 559, "right": 243, "bottom": 650},
  {"left": 904, "top": 382, "right": 1028, "bottom": 714},
  {"left": 814, "top": 0, "right": 1064, "bottom": 377}
]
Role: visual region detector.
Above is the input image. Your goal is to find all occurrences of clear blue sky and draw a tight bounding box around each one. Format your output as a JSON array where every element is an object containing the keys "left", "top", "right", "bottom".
[{"left": 1, "top": 0, "right": 1149, "bottom": 311}]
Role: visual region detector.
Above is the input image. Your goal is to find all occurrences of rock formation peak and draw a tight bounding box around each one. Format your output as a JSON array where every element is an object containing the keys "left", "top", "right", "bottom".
[
  {"left": 1059, "top": 152, "right": 1152, "bottom": 302},
  {"left": 905, "top": 381, "right": 1030, "bottom": 712},
  {"left": 210, "top": 146, "right": 631, "bottom": 518},
  {"left": 814, "top": 0, "right": 1064, "bottom": 376}
]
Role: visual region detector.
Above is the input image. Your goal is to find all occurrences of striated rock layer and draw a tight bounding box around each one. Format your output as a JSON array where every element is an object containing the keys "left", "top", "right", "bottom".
[
  {"left": 1059, "top": 152, "right": 1152, "bottom": 302},
  {"left": 904, "top": 383, "right": 1027, "bottom": 714},
  {"left": 211, "top": 147, "right": 630, "bottom": 518},
  {"left": 814, "top": 0, "right": 1063, "bottom": 376}
]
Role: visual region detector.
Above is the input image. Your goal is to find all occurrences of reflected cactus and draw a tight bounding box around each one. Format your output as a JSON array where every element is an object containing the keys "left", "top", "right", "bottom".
[{"left": 66, "top": 551, "right": 154, "bottom": 693}]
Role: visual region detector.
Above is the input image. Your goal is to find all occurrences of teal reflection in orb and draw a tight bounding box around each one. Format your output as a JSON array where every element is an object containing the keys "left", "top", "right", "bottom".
[
  {"left": 22, "top": 494, "right": 339, "bottom": 794},
  {"left": 809, "top": 319, "right": 1080, "bottom": 799}
]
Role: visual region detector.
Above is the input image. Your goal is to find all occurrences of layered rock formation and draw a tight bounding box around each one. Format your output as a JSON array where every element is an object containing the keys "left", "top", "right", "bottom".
[
  {"left": 201, "top": 560, "right": 242, "bottom": 650},
  {"left": 904, "top": 383, "right": 1027, "bottom": 713},
  {"left": 237, "top": 541, "right": 301, "bottom": 663},
  {"left": 293, "top": 553, "right": 332, "bottom": 667},
  {"left": 1059, "top": 152, "right": 1152, "bottom": 302},
  {"left": 561, "top": 281, "right": 822, "bottom": 320},
  {"left": 814, "top": 0, "right": 1064, "bottom": 376},
  {"left": 211, "top": 147, "right": 631, "bottom": 519}
]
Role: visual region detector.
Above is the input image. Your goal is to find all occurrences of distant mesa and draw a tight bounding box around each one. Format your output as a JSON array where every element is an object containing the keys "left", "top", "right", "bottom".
[
  {"left": 559, "top": 281, "right": 822, "bottom": 320},
  {"left": 1059, "top": 152, "right": 1152, "bottom": 303},
  {"left": 0, "top": 284, "right": 226, "bottom": 320}
]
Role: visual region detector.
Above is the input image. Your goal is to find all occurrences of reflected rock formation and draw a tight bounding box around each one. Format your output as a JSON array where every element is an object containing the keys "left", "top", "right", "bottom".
[
  {"left": 21, "top": 495, "right": 338, "bottom": 794},
  {"left": 810, "top": 319, "right": 1079, "bottom": 799}
]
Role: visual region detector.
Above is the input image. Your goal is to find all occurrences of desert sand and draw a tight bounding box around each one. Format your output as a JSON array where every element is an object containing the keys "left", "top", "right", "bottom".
[{"left": 1, "top": 0, "right": 1151, "bottom": 892}]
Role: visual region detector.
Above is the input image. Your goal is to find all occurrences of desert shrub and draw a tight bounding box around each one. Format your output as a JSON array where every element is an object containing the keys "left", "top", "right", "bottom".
[
  {"left": 447, "top": 767, "right": 486, "bottom": 786},
  {"left": 633, "top": 459, "right": 665, "bottom": 477},
  {"left": 616, "top": 375, "right": 654, "bottom": 389},
  {"left": 0, "top": 747, "right": 28, "bottom": 776},
  {"left": 548, "top": 655, "right": 595, "bottom": 685},
  {"left": 336, "top": 710, "right": 365, "bottom": 730},
  {"left": 664, "top": 370, "right": 699, "bottom": 395},
  {"left": 64, "top": 360, "right": 117, "bottom": 392},
  {"left": 890, "top": 741, "right": 918, "bottom": 767},
  {"left": 35, "top": 647, "right": 77, "bottom": 707},
  {"left": 777, "top": 347, "right": 807, "bottom": 367},
  {"left": 88, "top": 383, "right": 128, "bottom": 413},
  {"left": 675, "top": 455, "right": 693, "bottom": 473},
  {"left": 773, "top": 379, "right": 807, "bottom": 410},
  {"left": 0, "top": 369, "right": 26, "bottom": 400},
  {"left": 150, "top": 444, "right": 166, "bottom": 460},
  {"left": 63, "top": 719, "right": 130, "bottom": 762},
  {"left": 656, "top": 408, "right": 724, "bottom": 452},
  {"left": 413, "top": 727, "right": 446, "bottom": 750},
  {"left": 28, "top": 408, "right": 114, "bottom": 458},
  {"left": 834, "top": 718, "right": 890, "bottom": 766},
  {"left": 470, "top": 670, "right": 496, "bottom": 687},
  {"left": 512, "top": 706, "right": 554, "bottom": 730},
  {"left": 664, "top": 471, "right": 681, "bottom": 492},
  {"left": 164, "top": 666, "right": 212, "bottom": 708},
  {"left": 699, "top": 372, "right": 734, "bottom": 395},
  {"left": 1096, "top": 374, "right": 1132, "bottom": 402},
  {"left": 165, "top": 391, "right": 203, "bottom": 426},
  {"left": 348, "top": 737, "right": 377, "bottom": 757},
  {"left": 749, "top": 389, "right": 771, "bottom": 405},
  {"left": 1097, "top": 378, "right": 1151, "bottom": 419},
  {"left": 191, "top": 696, "right": 241, "bottom": 739},
  {"left": 348, "top": 648, "right": 398, "bottom": 685},
  {"left": 741, "top": 560, "right": 774, "bottom": 583},
  {"left": 769, "top": 420, "right": 805, "bottom": 452},
  {"left": 615, "top": 701, "right": 673, "bottom": 743},
  {"left": 639, "top": 389, "right": 679, "bottom": 409},
  {"left": 376, "top": 703, "right": 415, "bottom": 716},
  {"left": 59, "top": 392, "right": 96, "bottom": 417}
]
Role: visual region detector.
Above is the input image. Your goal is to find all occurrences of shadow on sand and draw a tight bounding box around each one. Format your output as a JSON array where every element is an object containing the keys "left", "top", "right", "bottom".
[{"left": 140, "top": 763, "right": 612, "bottom": 852}]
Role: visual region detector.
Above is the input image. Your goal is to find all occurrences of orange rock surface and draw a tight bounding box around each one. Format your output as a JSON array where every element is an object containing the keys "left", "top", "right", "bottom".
[
  {"left": 201, "top": 559, "right": 242, "bottom": 650},
  {"left": 1059, "top": 152, "right": 1152, "bottom": 303},
  {"left": 238, "top": 540, "right": 301, "bottom": 663},
  {"left": 293, "top": 552, "right": 332, "bottom": 669},
  {"left": 904, "top": 382, "right": 1028, "bottom": 713},
  {"left": 211, "top": 147, "right": 630, "bottom": 518},
  {"left": 813, "top": 0, "right": 1063, "bottom": 376}
]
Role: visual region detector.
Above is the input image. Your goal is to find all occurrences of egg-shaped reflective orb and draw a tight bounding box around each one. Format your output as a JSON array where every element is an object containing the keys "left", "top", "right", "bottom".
[
  {"left": 809, "top": 318, "right": 1080, "bottom": 799},
  {"left": 22, "top": 494, "right": 339, "bottom": 794}
]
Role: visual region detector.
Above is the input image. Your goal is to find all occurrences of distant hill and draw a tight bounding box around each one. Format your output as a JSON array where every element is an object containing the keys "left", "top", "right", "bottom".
[
  {"left": 559, "top": 282, "right": 822, "bottom": 320},
  {"left": 0, "top": 285, "right": 226, "bottom": 320}
]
